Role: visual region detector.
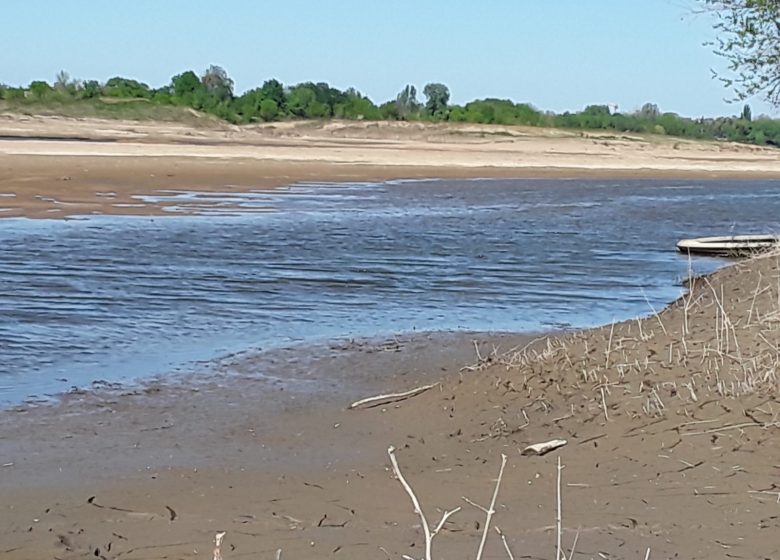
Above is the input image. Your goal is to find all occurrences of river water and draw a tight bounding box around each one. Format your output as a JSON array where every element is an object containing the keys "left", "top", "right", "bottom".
[{"left": 1, "top": 178, "right": 778, "bottom": 403}]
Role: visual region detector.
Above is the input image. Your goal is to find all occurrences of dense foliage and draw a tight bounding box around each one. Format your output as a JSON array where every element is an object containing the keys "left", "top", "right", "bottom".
[{"left": 1, "top": 66, "right": 779, "bottom": 146}]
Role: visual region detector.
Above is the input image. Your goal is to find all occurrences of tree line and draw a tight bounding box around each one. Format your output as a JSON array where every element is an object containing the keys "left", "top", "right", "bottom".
[{"left": 1, "top": 66, "right": 778, "bottom": 147}]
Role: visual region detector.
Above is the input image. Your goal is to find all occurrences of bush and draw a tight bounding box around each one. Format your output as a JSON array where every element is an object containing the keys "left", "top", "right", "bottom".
[
  {"left": 259, "top": 99, "right": 279, "bottom": 121},
  {"left": 28, "top": 80, "right": 53, "bottom": 100},
  {"left": 103, "top": 77, "right": 152, "bottom": 98}
]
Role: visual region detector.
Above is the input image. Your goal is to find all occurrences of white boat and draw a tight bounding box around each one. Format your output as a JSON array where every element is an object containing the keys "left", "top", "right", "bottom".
[{"left": 676, "top": 235, "right": 780, "bottom": 257}]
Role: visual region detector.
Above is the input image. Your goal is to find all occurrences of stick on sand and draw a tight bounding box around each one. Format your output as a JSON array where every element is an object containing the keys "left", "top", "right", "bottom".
[
  {"left": 349, "top": 383, "right": 439, "bottom": 410},
  {"left": 387, "top": 445, "right": 460, "bottom": 560}
]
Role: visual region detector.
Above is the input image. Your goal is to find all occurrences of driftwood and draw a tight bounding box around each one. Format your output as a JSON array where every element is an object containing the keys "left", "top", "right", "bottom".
[
  {"left": 348, "top": 383, "right": 439, "bottom": 410},
  {"left": 521, "top": 439, "right": 567, "bottom": 456}
]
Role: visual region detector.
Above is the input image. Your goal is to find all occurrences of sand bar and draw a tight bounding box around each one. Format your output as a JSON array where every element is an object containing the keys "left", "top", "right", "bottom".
[{"left": 1, "top": 115, "right": 779, "bottom": 218}]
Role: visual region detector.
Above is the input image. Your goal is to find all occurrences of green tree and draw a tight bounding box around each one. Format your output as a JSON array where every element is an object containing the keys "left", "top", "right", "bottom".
[
  {"left": 580, "top": 105, "right": 612, "bottom": 128},
  {"left": 307, "top": 99, "right": 330, "bottom": 118},
  {"left": 334, "top": 87, "right": 380, "bottom": 120},
  {"left": 234, "top": 83, "right": 287, "bottom": 122},
  {"left": 260, "top": 79, "right": 285, "bottom": 109},
  {"left": 702, "top": 0, "right": 780, "bottom": 106},
  {"left": 448, "top": 105, "right": 468, "bottom": 122},
  {"left": 286, "top": 85, "right": 316, "bottom": 117},
  {"left": 379, "top": 100, "right": 401, "bottom": 120},
  {"left": 171, "top": 71, "right": 203, "bottom": 101},
  {"left": 286, "top": 82, "right": 349, "bottom": 118},
  {"left": 514, "top": 102, "right": 544, "bottom": 125},
  {"left": 422, "top": 83, "right": 450, "bottom": 118},
  {"left": 28, "top": 80, "right": 53, "bottom": 99},
  {"left": 464, "top": 99, "right": 497, "bottom": 123},
  {"left": 104, "top": 77, "right": 151, "bottom": 98},
  {"left": 741, "top": 103, "right": 752, "bottom": 121},
  {"left": 79, "top": 80, "right": 102, "bottom": 99}
]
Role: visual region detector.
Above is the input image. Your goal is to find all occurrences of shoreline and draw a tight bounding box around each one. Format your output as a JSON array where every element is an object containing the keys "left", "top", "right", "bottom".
[
  {"left": 2, "top": 252, "right": 779, "bottom": 559},
  {"left": 0, "top": 329, "right": 540, "bottom": 409},
  {"left": 2, "top": 116, "right": 779, "bottom": 219},
  {"left": 3, "top": 153, "right": 778, "bottom": 220}
]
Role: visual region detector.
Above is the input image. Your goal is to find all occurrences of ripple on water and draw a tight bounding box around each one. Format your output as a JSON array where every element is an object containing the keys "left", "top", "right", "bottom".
[{"left": 0, "top": 177, "right": 778, "bottom": 403}]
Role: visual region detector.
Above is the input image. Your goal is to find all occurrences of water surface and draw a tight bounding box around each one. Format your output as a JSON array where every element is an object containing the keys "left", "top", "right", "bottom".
[{"left": 1, "top": 178, "right": 777, "bottom": 403}]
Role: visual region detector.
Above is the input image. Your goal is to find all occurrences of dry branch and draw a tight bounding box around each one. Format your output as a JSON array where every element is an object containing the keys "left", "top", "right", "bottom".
[
  {"left": 495, "top": 526, "right": 515, "bottom": 560},
  {"left": 466, "top": 453, "right": 507, "bottom": 560},
  {"left": 349, "top": 383, "right": 439, "bottom": 410},
  {"left": 556, "top": 456, "right": 563, "bottom": 560},
  {"left": 387, "top": 445, "right": 460, "bottom": 560}
]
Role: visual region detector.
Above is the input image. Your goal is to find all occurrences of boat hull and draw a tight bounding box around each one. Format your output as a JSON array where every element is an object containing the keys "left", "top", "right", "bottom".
[{"left": 676, "top": 235, "right": 779, "bottom": 257}]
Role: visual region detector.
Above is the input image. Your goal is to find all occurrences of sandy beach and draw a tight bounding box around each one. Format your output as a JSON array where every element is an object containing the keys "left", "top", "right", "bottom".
[
  {"left": 1, "top": 114, "right": 779, "bottom": 218},
  {"left": 1, "top": 116, "right": 780, "bottom": 559}
]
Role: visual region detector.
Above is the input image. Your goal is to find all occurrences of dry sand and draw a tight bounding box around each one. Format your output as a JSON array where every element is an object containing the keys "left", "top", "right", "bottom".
[
  {"left": 1, "top": 115, "right": 779, "bottom": 559},
  {"left": 1, "top": 114, "right": 779, "bottom": 218}
]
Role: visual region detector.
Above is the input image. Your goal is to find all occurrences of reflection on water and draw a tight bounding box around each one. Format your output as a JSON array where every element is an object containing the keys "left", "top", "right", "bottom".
[{"left": 0, "top": 178, "right": 777, "bottom": 403}]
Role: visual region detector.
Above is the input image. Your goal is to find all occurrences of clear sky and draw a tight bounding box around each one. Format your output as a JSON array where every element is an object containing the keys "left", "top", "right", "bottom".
[{"left": 2, "top": 0, "right": 777, "bottom": 118}]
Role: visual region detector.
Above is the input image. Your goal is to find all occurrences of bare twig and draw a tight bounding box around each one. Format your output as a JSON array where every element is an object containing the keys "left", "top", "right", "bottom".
[
  {"left": 556, "top": 456, "right": 564, "bottom": 560},
  {"left": 495, "top": 526, "right": 515, "bottom": 560},
  {"left": 463, "top": 453, "right": 508, "bottom": 560},
  {"left": 748, "top": 490, "right": 780, "bottom": 503},
  {"left": 641, "top": 289, "right": 668, "bottom": 335},
  {"left": 682, "top": 421, "right": 779, "bottom": 436},
  {"left": 569, "top": 527, "right": 580, "bottom": 560},
  {"left": 350, "top": 384, "right": 439, "bottom": 410},
  {"left": 387, "top": 446, "right": 460, "bottom": 560}
]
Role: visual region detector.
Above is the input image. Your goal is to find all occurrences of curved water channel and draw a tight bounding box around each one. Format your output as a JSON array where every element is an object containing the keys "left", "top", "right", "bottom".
[{"left": 1, "top": 178, "right": 778, "bottom": 404}]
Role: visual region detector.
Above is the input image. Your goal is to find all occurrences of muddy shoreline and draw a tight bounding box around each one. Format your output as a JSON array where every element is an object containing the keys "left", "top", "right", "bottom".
[{"left": 2, "top": 254, "right": 780, "bottom": 559}]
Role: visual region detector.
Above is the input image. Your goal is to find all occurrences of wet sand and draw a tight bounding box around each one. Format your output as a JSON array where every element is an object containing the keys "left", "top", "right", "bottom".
[
  {"left": 1, "top": 115, "right": 779, "bottom": 218},
  {"left": 1, "top": 116, "right": 780, "bottom": 559},
  {"left": 2, "top": 252, "right": 780, "bottom": 559}
]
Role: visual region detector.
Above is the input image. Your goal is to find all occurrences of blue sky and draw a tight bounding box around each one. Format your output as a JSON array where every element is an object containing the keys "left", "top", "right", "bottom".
[{"left": 1, "top": 0, "right": 777, "bottom": 117}]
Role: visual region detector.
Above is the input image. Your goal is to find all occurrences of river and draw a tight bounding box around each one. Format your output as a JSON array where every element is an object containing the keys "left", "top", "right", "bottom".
[{"left": 1, "top": 177, "right": 777, "bottom": 403}]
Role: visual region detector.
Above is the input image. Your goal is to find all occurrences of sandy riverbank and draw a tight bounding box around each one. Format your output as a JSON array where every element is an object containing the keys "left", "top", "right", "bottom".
[
  {"left": 1, "top": 250, "right": 779, "bottom": 559},
  {"left": 1, "top": 115, "right": 780, "bottom": 559},
  {"left": 1, "top": 115, "right": 779, "bottom": 218}
]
